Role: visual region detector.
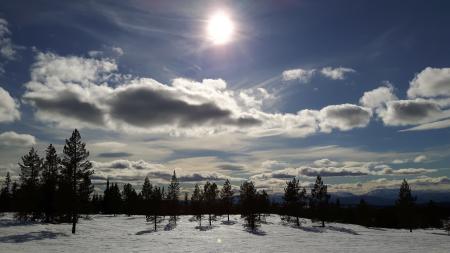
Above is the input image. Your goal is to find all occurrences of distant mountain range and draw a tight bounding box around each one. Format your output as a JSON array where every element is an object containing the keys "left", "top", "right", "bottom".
[{"left": 269, "top": 189, "right": 450, "bottom": 206}]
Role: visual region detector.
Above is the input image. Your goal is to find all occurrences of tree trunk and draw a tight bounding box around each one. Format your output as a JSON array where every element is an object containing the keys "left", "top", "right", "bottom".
[
  {"left": 154, "top": 214, "right": 157, "bottom": 231},
  {"left": 321, "top": 220, "right": 325, "bottom": 227},
  {"left": 227, "top": 213, "right": 230, "bottom": 222},
  {"left": 71, "top": 213, "right": 76, "bottom": 234},
  {"left": 296, "top": 216, "right": 300, "bottom": 227},
  {"left": 209, "top": 214, "right": 211, "bottom": 226}
]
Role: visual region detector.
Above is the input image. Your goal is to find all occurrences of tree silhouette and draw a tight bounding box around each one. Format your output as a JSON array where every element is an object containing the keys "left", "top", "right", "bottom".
[
  {"left": 166, "top": 170, "right": 180, "bottom": 223},
  {"left": 283, "top": 177, "right": 306, "bottom": 226},
  {"left": 204, "top": 181, "right": 219, "bottom": 226},
  {"left": 240, "top": 181, "right": 260, "bottom": 231},
  {"left": 41, "top": 144, "right": 60, "bottom": 222},
  {"left": 220, "top": 179, "right": 234, "bottom": 222},
  {"left": 61, "top": 129, "right": 94, "bottom": 234},
  {"left": 396, "top": 179, "right": 416, "bottom": 232},
  {"left": 191, "top": 183, "right": 204, "bottom": 227},
  {"left": 310, "top": 175, "right": 329, "bottom": 227},
  {"left": 18, "top": 147, "right": 42, "bottom": 220},
  {"left": 0, "top": 172, "right": 11, "bottom": 211},
  {"left": 122, "top": 183, "right": 138, "bottom": 216}
]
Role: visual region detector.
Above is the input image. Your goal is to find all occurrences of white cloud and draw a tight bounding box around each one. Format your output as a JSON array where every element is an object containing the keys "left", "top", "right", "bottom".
[
  {"left": 408, "top": 67, "right": 450, "bottom": 98},
  {"left": 359, "top": 83, "right": 398, "bottom": 109},
  {"left": 0, "top": 18, "right": 16, "bottom": 60},
  {"left": 320, "top": 67, "right": 355, "bottom": 80},
  {"left": 0, "top": 131, "right": 36, "bottom": 147},
  {"left": 0, "top": 87, "right": 20, "bottom": 123},
  {"left": 23, "top": 52, "right": 376, "bottom": 138},
  {"left": 282, "top": 68, "right": 315, "bottom": 82},
  {"left": 413, "top": 155, "right": 427, "bottom": 163},
  {"left": 400, "top": 118, "right": 450, "bottom": 131},
  {"left": 111, "top": 46, "right": 124, "bottom": 56}
]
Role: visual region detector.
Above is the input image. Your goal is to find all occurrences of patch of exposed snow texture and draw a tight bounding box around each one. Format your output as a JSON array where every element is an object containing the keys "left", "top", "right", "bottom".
[{"left": 0, "top": 214, "right": 449, "bottom": 252}]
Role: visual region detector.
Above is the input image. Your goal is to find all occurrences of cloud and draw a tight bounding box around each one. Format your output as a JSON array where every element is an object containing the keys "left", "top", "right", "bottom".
[
  {"left": 0, "top": 18, "right": 16, "bottom": 61},
  {"left": 331, "top": 176, "right": 450, "bottom": 194},
  {"left": 0, "top": 87, "right": 20, "bottom": 123},
  {"left": 408, "top": 67, "right": 450, "bottom": 98},
  {"left": 359, "top": 84, "right": 398, "bottom": 109},
  {"left": 0, "top": 131, "right": 36, "bottom": 147},
  {"left": 320, "top": 67, "right": 355, "bottom": 80},
  {"left": 380, "top": 99, "right": 448, "bottom": 126},
  {"left": 319, "top": 104, "right": 372, "bottom": 132},
  {"left": 97, "top": 152, "right": 132, "bottom": 158},
  {"left": 22, "top": 52, "right": 377, "bottom": 138},
  {"left": 282, "top": 68, "right": 315, "bottom": 82},
  {"left": 413, "top": 155, "right": 427, "bottom": 163},
  {"left": 400, "top": 118, "right": 450, "bottom": 131}
]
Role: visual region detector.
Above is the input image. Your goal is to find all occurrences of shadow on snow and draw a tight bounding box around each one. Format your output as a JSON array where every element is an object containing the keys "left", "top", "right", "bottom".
[{"left": 0, "top": 231, "right": 67, "bottom": 243}]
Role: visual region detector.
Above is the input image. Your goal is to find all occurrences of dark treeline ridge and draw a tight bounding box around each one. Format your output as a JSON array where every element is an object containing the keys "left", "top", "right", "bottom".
[{"left": 1, "top": 129, "right": 450, "bottom": 234}]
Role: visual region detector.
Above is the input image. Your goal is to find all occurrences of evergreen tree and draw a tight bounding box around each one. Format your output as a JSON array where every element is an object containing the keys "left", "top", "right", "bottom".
[
  {"left": 147, "top": 186, "right": 164, "bottom": 231},
  {"left": 204, "top": 181, "right": 219, "bottom": 226},
  {"left": 310, "top": 175, "right": 329, "bottom": 227},
  {"left": 220, "top": 179, "right": 234, "bottom": 222},
  {"left": 60, "top": 129, "right": 94, "bottom": 234},
  {"left": 0, "top": 172, "right": 12, "bottom": 211},
  {"left": 122, "top": 183, "right": 138, "bottom": 216},
  {"left": 357, "top": 198, "right": 370, "bottom": 227},
  {"left": 257, "top": 190, "right": 270, "bottom": 222},
  {"left": 141, "top": 177, "right": 153, "bottom": 216},
  {"left": 240, "top": 181, "right": 260, "bottom": 231},
  {"left": 166, "top": 171, "right": 180, "bottom": 223},
  {"left": 396, "top": 179, "right": 416, "bottom": 232},
  {"left": 109, "top": 183, "right": 122, "bottom": 215},
  {"left": 41, "top": 144, "right": 60, "bottom": 222},
  {"left": 191, "top": 184, "right": 204, "bottom": 227},
  {"left": 18, "top": 147, "right": 43, "bottom": 220},
  {"left": 283, "top": 178, "right": 302, "bottom": 226}
]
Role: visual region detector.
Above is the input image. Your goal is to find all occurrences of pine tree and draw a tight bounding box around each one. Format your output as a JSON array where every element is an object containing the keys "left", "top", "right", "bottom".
[
  {"left": 191, "top": 184, "right": 204, "bottom": 227},
  {"left": 220, "top": 179, "right": 234, "bottom": 222},
  {"left": 41, "top": 144, "right": 60, "bottom": 222},
  {"left": 240, "top": 181, "right": 260, "bottom": 231},
  {"left": 204, "top": 181, "right": 218, "bottom": 226},
  {"left": 109, "top": 183, "right": 122, "bottom": 215},
  {"left": 18, "top": 147, "right": 43, "bottom": 220},
  {"left": 122, "top": 183, "right": 138, "bottom": 216},
  {"left": 147, "top": 186, "right": 163, "bottom": 231},
  {"left": 396, "top": 179, "right": 416, "bottom": 232},
  {"left": 61, "top": 129, "right": 94, "bottom": 234},
  {"left": 141, "top": 177, "right": 153, "bottom": 217},
  {"left": 0, "top": 172, "right": 12, "bottom": 211},
  {"left": 257, "top": 189, "right": 270, "bottom": 222},
  {"left": 166, "top": 171, "right": 180, "bottom": 223},
  {"left": 310, "top": 175, "right": 329, "bottom": 227}
]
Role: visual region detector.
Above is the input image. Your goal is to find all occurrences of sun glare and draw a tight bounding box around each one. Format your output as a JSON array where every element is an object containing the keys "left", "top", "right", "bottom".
[{"left": 207, "top": 11, "right": 234, "bottom": 45}]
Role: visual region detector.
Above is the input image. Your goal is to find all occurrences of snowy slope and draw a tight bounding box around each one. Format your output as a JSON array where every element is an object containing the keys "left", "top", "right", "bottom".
[{"left": 1, "top": 214, "right": 449, "bottom": 253}]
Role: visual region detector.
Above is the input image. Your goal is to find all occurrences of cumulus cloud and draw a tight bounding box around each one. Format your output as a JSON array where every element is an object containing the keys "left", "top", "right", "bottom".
[
  {"left": 359, "top": 84, "right": 398, "bottom": 109},
  {"left": 22, "top": 52, "right": 375, "bottom": 138},
  {"left": 282, "top": 68, "right": 315, "bottom": 82},
  {"left": 0, "top": 131, "right": 36, "bottom": 147},
  {"left": 0, "top": 87, "right": 20, "bottom": 123},
  {"left": 408, "top": 67, "right": 450, "bottom": 98},
  {"left": 320, "top": 67, "right": 355, "bottom": 80},
  {"left": 380, "top": 99, "right": 449, "bottom": 126},
  {"left": 319, "top": 104, "right": 372, "bottom": 132}
]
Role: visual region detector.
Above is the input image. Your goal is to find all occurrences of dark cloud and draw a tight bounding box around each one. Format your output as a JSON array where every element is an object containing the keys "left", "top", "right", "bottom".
[
  {"left": 26, "top": 90, "right": 105, "bottom": 125},
  {"left": 217, "top": 164, "right": 245, "bottom": 171},
  {"left": 97, "top": 152, "right": 132, "bottom": 158},
  {"left": 383, "top": 100, "right": 442, "bottom": 125},
  {"left": 298, "top": 167, "right": 368, "bottom": 177},
  {"left": 108, "top": 86, "right": 260, "bottom": 128}
]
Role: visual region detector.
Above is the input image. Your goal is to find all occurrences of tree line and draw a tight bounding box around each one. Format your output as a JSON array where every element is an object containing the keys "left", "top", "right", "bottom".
[{"left": 1, "top": 129, "right": 450, "bottom": 234}]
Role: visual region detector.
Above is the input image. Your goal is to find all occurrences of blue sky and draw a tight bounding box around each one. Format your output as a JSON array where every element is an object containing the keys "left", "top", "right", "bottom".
[{"left": 0, "top": 0, "right": 449, "bottom": 194}]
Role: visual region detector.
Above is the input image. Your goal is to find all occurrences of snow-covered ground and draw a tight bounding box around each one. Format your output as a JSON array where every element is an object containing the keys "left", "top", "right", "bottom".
[{"left": 1, "top": 213, "right": 449, "bottom": 253}]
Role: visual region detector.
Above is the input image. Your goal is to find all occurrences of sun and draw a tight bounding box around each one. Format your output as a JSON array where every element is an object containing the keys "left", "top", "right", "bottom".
[{"left": 206, "top": 11, "right": 234, "bottom": 45}]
